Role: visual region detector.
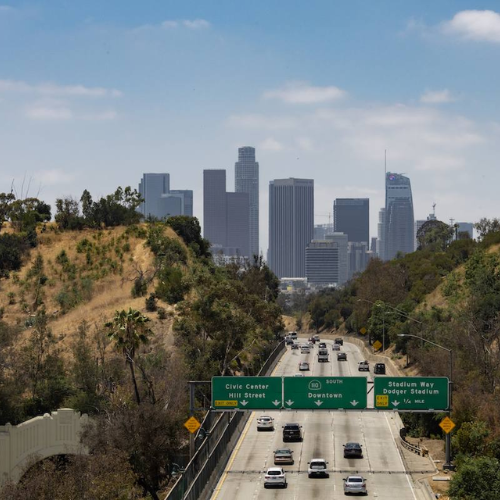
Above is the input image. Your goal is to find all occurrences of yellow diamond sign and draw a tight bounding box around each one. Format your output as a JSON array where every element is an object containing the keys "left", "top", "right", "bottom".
[
  {"left": 184, "top": 416, "right": 201, "bottom": 434},
  {"left": 372, "top": 340, "right": 382, "bottom": 351},
  {"left": 439, "top": 416, "right": 456, "bottom": 434},
  {"left": 360, "top": 327, "right": 367, "bottom": 335}
]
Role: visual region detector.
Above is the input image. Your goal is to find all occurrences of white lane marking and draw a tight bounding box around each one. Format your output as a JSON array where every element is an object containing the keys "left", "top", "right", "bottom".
[{"left": 384, "top": 412, "right": 418, "bottom": 500}]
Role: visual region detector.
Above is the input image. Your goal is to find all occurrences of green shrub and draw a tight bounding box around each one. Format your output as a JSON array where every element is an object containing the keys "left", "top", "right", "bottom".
[
  {"left": 155, "top": 266, "right": 189, "bottom": 304},
  {"left": 157, "top": 307, "right": 167, "bottom": 320},
  {"left": 145, "top": 293, "right": 157, "bottom": 312}
]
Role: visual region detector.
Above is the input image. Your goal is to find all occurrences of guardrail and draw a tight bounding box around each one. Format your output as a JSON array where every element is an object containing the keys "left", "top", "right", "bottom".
[
  {"left": 400, "top": 436, "right": 429, "bottom": 457},
  {"left": 165, "top": 340, "right": 286, "bottom": 500}
]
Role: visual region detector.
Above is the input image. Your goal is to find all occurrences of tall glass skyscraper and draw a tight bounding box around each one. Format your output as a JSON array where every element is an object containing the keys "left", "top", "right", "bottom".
[
  {"left": 235, "top": 147, "right": 259, "bottom": 258},
  {"left": 268, "top": 178, "right": 314, "bottom": 278},
  {"left": 383, "top": 172, "right": 414, "bottom": 260},
  {"left": 333, "top": 198, "right": 369, "bottom": 244}
]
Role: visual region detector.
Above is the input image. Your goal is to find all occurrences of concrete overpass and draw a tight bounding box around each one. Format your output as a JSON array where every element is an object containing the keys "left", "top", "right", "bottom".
[{"left": 0, "top": 408, "right": 88, "bottom": 485}]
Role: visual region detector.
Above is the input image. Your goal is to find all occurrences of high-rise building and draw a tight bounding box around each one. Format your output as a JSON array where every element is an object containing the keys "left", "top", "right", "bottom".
[
  {"left": 314, "top": 223, "right": 334, "bottom": 240},
  {"left": 325, "top": 232, "right": 348, "bottom": 285},
  {"left": 456, "top": 222, "right": 474, "bottom": 239},
  {"left": 348, "top": 242, "right": 372, "bottom": 280},
  {"left": 268, "top": 178, "right": 314, "bottom": 278},
  {"left": 203, "top": 169, "right": 250, "bottom": 257},
  {"left": 138, "top": 173, "right": 192, "bottom": 219},
  {"left": 170, "top": 190, "right": 193, "bottom": 217},
  {"left": 334, "top": 198, "right": 369, "bottom": 243},
  {"left": 383, "top": 173, "right": 414, "bottom": 260},
  {"left": 235, "top": 147, "right": 259, "bottom": 258},
  {"left": 306, "top": 241, "right": 339, "bottom": 286},
  {"left": 377, "top": 208, "right": 385, "bottom": 259},
  {"left": 203, "top": 170, "right": 227, "bottom": 249}
]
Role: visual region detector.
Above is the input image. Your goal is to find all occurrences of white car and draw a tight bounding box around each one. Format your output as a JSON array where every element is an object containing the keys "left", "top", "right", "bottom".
[
  {"left": 264, "top": 467, "right": 287, "bottom": 488},
  {"left": 343, "top": 475, "right": 367, "bottom": 495},
  {"left": 332, "top": 343, "right": 340, "bottom": 351},
  {"left": 308, "top": 458, "right": 329, "bottom": 478},
  {"left": 301, "top": 344, "right": 311, "bottom": 354},
  {"left": 256, "top": 415, "right": 274, "bottom": 431}
]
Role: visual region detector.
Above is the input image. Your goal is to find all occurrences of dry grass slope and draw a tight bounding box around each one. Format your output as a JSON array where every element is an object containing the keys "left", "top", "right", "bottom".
[{"left": 0, "top": 225, "right": 182, "bottom": 351}]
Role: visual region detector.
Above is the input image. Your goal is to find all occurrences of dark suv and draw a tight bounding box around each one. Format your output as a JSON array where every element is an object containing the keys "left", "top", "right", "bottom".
[
  {"left": 282, "top": 423, "right": 303, "bottom": 442},
  {"left": 374, "top": 363, "right": 386, "bottom": 374},
  {"left": 334, "top": 338, "right": 343, "bottom": 346},
  {"left": 343, "top": 442, "right": 363, "bottom": 458}
]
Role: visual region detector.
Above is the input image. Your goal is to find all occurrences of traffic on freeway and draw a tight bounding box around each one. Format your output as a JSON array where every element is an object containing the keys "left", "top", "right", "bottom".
[{"left": 210, "top": 338, "right": 423, "bottom": 499}]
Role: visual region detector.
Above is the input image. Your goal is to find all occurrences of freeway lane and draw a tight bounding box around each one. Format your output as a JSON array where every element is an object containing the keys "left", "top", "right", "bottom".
[{"left": 210, "top": 339, "right": 420, "bottom": 500}]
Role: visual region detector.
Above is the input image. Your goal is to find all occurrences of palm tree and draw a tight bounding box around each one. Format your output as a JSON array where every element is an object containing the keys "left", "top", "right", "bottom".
[{"left": 106, "top": 308, "right": 152, "bottom": 405}]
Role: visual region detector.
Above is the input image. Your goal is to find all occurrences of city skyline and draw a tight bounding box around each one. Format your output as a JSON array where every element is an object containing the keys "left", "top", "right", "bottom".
[{"left": 1, "top": 2, "right": 499, "bottom": 253}]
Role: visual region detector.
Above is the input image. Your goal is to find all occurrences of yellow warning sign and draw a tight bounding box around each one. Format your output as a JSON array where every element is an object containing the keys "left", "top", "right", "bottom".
[
  {"left": 214, "top": 400, "right": 238, "bottom": 407},
  {"left": 360, "top": 327, "right": 367, "bottom": 335},
  {"left": 373, "top": 340, "right": 382, "bottom": 351},
  {"left": 184, "top": 416, "right": 201, "bottom": 434},
  {"left": 439, "top": 416, "right": 456, "bottom": 434},
  {"left": 376, "top": 395, "right": 389, "bottom": 407}
]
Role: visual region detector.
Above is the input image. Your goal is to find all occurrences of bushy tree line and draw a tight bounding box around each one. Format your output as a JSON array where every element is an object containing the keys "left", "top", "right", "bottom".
[{"left": 55, "top": 187, "right": 143, "bottom": 230}]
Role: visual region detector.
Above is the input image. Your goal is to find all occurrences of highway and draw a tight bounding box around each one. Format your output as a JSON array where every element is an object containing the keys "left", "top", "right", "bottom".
[{"left": 210, "top": 339, "right": 422, "bottom": 499}]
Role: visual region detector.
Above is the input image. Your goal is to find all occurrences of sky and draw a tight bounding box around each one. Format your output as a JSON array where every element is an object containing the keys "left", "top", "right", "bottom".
[{"left": 1, "top": 1, "right": 500, "bottom": 253}]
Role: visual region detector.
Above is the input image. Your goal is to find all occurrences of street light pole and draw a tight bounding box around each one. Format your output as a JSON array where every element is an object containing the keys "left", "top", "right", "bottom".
[{"left": 398, "top": 333, "right": 453, "bottom": 470}]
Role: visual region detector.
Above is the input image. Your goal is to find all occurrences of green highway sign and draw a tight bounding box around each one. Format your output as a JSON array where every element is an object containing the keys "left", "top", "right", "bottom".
[
  {"left": 283, "top": 377, "right": 367, "bottom": 410},
  {"left": 212, "top": 376, "right": 282, "bottom": 410},
  {"left": 374, "top": 377, "right": 449, "bottom": 410}
]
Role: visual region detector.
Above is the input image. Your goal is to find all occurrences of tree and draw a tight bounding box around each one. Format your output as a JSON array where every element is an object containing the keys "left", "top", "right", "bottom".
[
  {"left": 106, "top": 308, "right": 153, "bottom": 405},
  {"left": 166, "top": 215, "right": 210, "bottom": 257},
  {"left": 416, "top": 219, "right": 454, "bottom": 252},
  {"left": 475, "top": 218, "right": 500, "bottom": 241},
  {"left": 55, "top": 197, "right": 84, "bottom": 230},
  {"left": 449, "top": 456, "right": 500, "bottom": 500}
]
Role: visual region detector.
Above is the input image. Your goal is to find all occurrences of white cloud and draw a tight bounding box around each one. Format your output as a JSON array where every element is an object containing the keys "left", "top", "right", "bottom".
[
  {"left": 264, "top": 82, "right": 346, "bottom": 104},
  {"left": 260, "top": 137, "right": 284, "bottom": 151},
  {"left": 420, "top": 89, "right": 455, "bottom": 104},
  {"left": 182, "top": 19, "right": 210, "bottom": 29},
  {"left": 441, "top": 10, "right": 500, "bottom": 43},
  {"left": 161, "top": 20, "right": 179, "bottom": 28},
  {"left": 296, "top": 137, "right": 314, "bottom": 151},
  {"left": 26, "top": 105, "right": 73, "bottom": 121},
  {"left": 36, "top": 169, "right": 77, "bottom": 186},
  {"left": 0, "top": 80, "right": 122, "bottom": 98}
]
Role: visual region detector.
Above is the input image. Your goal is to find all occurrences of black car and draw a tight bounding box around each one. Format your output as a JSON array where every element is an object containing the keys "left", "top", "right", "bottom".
[
  {"left": 282, "top": 423, "right": 303, "bottom": 442},
  {"left": 291, "top": 343, "right": 299, "bottom": 350},
  {"left": 334, "top": 337, "right": 344, "bottom": 346},
  {"left": 337, "top": 352, "right": 347, "bottom": 361},
  {"left": 344, "top": 442, "right": 363, "bottom": 458},
  {"left": 374, "top": 363, "right": 386, "bottom": 374},
  {"left": 318, "top": 342, "right": 327, "bottom": 349}
]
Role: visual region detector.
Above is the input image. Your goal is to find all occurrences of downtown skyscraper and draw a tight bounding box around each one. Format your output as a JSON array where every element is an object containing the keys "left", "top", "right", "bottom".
[
  {"left": 333, "top": 198, "right": 369, "bottom": 244},
  {"left": 268, "top": 178, "right": 314, "bottom": 278},
  {"left": 381, "top": 172, "right": 414, "bottom": 260},
  {"left": 203, "top": 169, "right": 250, "bottom": 257},
  {"left": 235, "top": 147, "right": 259, "bottom": 258}
]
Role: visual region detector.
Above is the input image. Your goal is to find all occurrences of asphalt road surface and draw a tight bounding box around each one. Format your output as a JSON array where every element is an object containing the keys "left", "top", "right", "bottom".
[{"left": 210, "top": 338, "right": 422, "bottom": 500}]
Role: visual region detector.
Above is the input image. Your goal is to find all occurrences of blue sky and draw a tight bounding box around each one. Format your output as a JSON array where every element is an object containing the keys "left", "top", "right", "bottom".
[{"left": 1, "top": 1, "right": 500, "bottom": 252}]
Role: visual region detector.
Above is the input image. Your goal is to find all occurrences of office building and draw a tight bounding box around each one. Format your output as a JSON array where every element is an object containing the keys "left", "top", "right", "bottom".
[
  {"left": 334, "top": 198, "right": 369, "bottom": 243},
  {"left": 138, "top": 173, "right": 192, "bottom": 219},
  {"left": 314, "top": 223, "right": 334, "bottom": 240},
  {"left": 348, "top": 242, "right": 373, "bottom": 280},
  {"left": 383, "top": 173, "right": 414, "bottom": 260},
  {"left": 306, "top": 241, "right": 339, "bottom": 286},
  {"left": 456, "top": 222, "right": 474, "bottom": 239},
  {"left": 235, "top": 147, "right": 259, "bottom": 258},
  {"left": 268, "top": 178, "right": 314, "bottom": 278},
  {"left": 325, "top": 232, "right": 348, "bottom": 285},
  {"left": 203, "top": 169, "right": 250, "bottom": 257}
]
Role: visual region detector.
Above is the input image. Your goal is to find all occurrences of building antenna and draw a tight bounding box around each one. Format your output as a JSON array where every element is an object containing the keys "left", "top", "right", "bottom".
[{"left": 432, "top": 202, "right": 436, "bottom": 217}]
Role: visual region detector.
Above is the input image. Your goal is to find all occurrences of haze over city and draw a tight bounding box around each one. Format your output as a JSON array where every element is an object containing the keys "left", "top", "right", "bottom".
[{"left": 1, "top": 1, "right": 500, "bottom": 254}]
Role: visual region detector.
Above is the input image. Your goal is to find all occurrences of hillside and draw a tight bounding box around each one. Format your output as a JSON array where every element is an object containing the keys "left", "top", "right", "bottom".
[{"left": 0, "top": 224, "right": 179, "bottom": 350}]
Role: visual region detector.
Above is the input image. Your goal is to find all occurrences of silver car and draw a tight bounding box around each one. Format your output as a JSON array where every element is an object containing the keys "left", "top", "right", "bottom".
[{"left": 343, "top": 475, "right": 367, "bottom": 495}]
